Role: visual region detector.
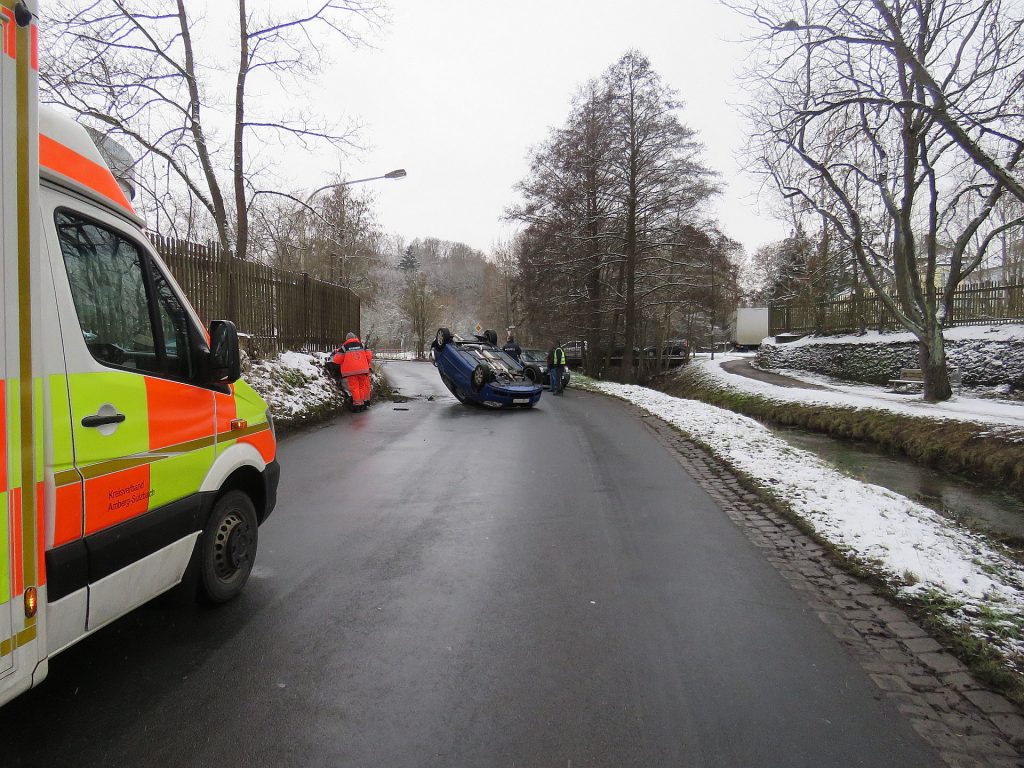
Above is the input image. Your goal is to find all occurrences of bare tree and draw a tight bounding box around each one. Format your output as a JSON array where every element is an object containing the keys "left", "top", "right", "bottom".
[
  {"left": 401, "top": 273, "right": 440, "bottom": 360},
  {"left": 734, "top": 0, "right": 1024, "bottom": 401},
  {"left": 511, "top": 51, "right": 720, "bottom": 378},
  {"left": 42, "top": 0, "right": 384, "bottom": 259}
]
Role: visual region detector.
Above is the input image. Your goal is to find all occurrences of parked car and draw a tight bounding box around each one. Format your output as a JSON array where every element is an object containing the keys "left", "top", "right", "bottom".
[
  {"left": 432, "top": 328, "right": 544, "bottom": 408},
  {"left": 643, "top": 339, "right": 690, "bottom": 366},
  {"left": 520, "top": 347, "right": 571, "bottom": 389},
  {"left": 560, "top": 340, "right": 587, "bottom": 367},
  {"left": 608, "top": 346, "right": 642, "bottom": 366}
]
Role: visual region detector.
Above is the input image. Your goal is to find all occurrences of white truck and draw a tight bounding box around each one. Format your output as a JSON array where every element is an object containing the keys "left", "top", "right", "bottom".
[{"left": 732, "top": 307, "right": 770, "bottom": 349}]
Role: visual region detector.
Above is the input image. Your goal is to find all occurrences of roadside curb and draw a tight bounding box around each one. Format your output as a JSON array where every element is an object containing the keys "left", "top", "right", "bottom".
[{"left": 635, "top": 405, "right": 1024, "bottom": 766}]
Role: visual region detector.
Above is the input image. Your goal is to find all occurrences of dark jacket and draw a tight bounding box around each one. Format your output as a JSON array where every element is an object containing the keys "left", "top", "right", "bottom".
[{"left": 502, "top": 338, "right": 522, "bottom": 361}]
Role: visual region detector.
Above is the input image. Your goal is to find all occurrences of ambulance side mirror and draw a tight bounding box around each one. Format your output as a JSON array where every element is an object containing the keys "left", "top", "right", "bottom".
[{"left": 207, "top": 320, "right": 241, "bottom": 384}]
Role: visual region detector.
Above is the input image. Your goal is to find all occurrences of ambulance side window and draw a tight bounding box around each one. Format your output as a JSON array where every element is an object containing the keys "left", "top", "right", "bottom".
[
  {"left": 151, "top": 266, "right": 192, "bottom": 380},
  {"left": 56, "top": 210, "right": 190, "bottom": 379}
]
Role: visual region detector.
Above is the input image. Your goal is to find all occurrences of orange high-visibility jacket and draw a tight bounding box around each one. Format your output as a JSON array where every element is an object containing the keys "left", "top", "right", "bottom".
[{"left": 334, "top": 339, "right": 372, "bottom": 377}]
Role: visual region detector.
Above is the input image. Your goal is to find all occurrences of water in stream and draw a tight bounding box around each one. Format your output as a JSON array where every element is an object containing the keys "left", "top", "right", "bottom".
[{"left": 771, "top": 427, "right": 1024, "bottom": 543}]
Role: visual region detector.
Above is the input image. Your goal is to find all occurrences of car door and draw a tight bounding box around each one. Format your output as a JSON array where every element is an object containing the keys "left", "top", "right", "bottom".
[{"left": 47, "top": 202, "right": 214, "bottom": 629}]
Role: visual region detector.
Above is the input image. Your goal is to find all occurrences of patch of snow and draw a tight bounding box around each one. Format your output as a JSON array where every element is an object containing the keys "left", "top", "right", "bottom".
[
  {"left": 762, "top": 323, "right": 1024, "bottom": 347},
  {"left": 246, "top": 351, "right": 344, "bottom": 423},
  {"left": 697, "top": 357, "right": 1024, "bottom": 433}
]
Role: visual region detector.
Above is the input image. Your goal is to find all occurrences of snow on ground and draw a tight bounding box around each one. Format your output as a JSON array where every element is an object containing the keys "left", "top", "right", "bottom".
[
  {"left": 245, "top": 351, "right": 344, "bottom": 425},
  {"left": 765, "top": 323, "right": 1024, "bottom": 347},
  {"left": 592, "top": 378, "right": 1024, "bottom": 667},
  {"left": 694, "top": 352, "right": 1024, "bottom": 433}
]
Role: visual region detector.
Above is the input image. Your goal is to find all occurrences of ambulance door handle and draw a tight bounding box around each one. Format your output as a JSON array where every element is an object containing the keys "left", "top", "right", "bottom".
[{"left": 81, "top": 412, "right": 126, "bottom": 428}]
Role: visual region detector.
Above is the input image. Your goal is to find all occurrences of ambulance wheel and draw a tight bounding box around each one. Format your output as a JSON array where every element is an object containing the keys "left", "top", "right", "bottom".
[{"left": 199, "top": 490, "right": 258, "bottom": 604}]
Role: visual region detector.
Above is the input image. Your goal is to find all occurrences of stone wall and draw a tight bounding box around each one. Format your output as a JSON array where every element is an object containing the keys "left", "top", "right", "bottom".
[{"left": 756, "top": 336, "right": 1024, "bottom": 388}]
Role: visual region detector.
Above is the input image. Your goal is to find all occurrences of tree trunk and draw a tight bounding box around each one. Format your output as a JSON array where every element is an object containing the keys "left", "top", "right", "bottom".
[
  {"left": 176, "top": 0, "right": 230, "bottom": 253},
  {"left": 918, "top": 326, "right": 952, "bottom": 402},
  {"left": 622, "top": 197, "right": 637, "bottom": 381},
  {"left": 234, "top": 0, "right": 249, "bottom": 265}
]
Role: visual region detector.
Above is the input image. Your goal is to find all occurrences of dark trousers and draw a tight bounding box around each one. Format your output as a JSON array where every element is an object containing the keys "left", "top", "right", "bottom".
[{"left": 549, "top": 365, "right": 565, "bottom": 393}]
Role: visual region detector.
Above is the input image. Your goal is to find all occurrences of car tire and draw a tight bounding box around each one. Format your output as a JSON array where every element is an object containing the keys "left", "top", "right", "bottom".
[
  {"left": 199, "top": 490, "right": 258, "bottom": 604},
  {"left": 471, "top": 364, "right": 493, "bottom": 391},
  {"left": 484, "top": 329, "right": 498, "bottom": 345},
  {"left": 524, "top": 367, "right": 537, "bottom": 383},
  {"left": 436, "top": 327, "right": 453, "bottom": 347}
]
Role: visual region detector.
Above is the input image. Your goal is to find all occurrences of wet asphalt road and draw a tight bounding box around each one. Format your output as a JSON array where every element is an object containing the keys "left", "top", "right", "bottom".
[{"left": 1, "top": 361, "right": 939, "bottom": 767}]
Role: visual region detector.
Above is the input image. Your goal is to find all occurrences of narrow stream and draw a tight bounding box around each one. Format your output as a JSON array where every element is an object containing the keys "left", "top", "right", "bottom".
[{"left": 770, "top": 427, "right": 1024, "bottom": 543}]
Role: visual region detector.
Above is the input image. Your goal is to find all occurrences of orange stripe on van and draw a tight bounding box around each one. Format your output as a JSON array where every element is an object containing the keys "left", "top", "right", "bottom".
[
  {"left": 36, "top": 483, "right": 45, "bottom": 586},
  {"left": 84, "top": 465, "right": 151, "bottom": 535},
  {"left": 215, "top": 389, "right": 238, "bottom": 435},
  {"left": 146, "top": 377, "right": 214, "bottom": 450},
  {"left": 239, "top": 429, "right": 276, "bottom": 464},
  {"left": 39, "top": 134, "right": 136, "bottom": 216},
  {"left": 1, "top": 8, "right": 14, "bottom": 59},
  {"left": 53, "top": 482, "right": 83, "bottom": 548}
]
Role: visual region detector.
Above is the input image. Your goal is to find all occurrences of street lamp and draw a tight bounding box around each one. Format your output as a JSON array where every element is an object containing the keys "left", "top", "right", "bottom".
[
  {"left": 305, "top": 168, "right": 407, "bottom": 204},
  {"left": 302, "top": 168, "right": 406, "bottom": 284}
]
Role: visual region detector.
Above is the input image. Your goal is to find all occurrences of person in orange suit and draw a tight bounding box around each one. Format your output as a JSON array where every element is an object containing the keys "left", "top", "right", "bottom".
[{"left": 331, "top": 333, "right": 373, "bottom": 411}]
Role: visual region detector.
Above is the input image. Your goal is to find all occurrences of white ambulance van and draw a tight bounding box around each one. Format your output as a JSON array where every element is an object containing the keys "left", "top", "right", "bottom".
[{"left": 1, "top": 0, "right": 280, "bottom": 707}]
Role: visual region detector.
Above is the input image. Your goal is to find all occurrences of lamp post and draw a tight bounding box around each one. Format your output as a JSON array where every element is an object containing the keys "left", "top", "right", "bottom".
[
  {"left": 304, "top": 169, "right": 406, "bottom": 283},
  {"left": 305, "top": 168, "right": 407, "bottom": 205}
]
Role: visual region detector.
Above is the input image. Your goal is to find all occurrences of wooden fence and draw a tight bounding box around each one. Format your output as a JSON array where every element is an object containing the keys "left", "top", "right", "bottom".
[
  {"left": 149, "top": 234, "right": 360, "bottom": 357},
  {"left": 770, "top": 283, "right": 1024, "bottom": 336}
]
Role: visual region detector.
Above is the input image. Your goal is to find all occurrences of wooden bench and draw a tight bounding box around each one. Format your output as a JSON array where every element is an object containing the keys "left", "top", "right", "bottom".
[{"left": 887, "top": 367, "right": 962, "bottom": 392}]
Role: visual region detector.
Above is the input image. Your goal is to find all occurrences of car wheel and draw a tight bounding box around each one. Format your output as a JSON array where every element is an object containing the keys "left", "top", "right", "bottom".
[
  {"left": 484, "top": 329, "right": 498, "bottom": 345},
  {"left": 471, "top": 364, "right": 493, "bottom": 391},
  {"left": 436, "top": 327, "right": 453, "bottom": 347},
  {"left": 524, "top": 367, "right": 537, "bottom": 383},
  {"left": 199, "top": 490, "right": 258, "bottom": 604}
]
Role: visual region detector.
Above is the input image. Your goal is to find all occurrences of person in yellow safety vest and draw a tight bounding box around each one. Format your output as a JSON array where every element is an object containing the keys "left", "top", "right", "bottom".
[{"left": 547, "top": 342, "right": 567, "bottom": 395}]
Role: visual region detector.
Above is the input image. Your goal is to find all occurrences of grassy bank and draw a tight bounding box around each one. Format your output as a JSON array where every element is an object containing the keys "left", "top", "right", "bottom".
[{"left": 652, "top": 366, "right": 1024, "bottom": 499}]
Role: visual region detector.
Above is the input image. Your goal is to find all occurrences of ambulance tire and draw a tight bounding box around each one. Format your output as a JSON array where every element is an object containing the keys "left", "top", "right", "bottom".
[{"left": 199, "top": 490, "right": 259, "bottom": 604}]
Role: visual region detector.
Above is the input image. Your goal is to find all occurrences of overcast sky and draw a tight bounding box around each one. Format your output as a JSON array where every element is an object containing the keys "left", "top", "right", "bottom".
[{"left": 275, "top": 0, "right": 789, "bottom": 258}]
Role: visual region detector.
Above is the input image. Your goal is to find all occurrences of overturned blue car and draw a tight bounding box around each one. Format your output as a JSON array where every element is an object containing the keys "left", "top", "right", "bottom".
[{"left": 431, "top": 327, "right": 543, "bottom": 408}]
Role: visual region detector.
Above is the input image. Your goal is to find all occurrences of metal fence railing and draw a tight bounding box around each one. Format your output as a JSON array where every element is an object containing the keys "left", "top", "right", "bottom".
[
  {"left": 149, "top": 233, "right": 360, "bottom": 358},
  {"left": 770, "top": 283, "right": 1024, "bottom": 336}
]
